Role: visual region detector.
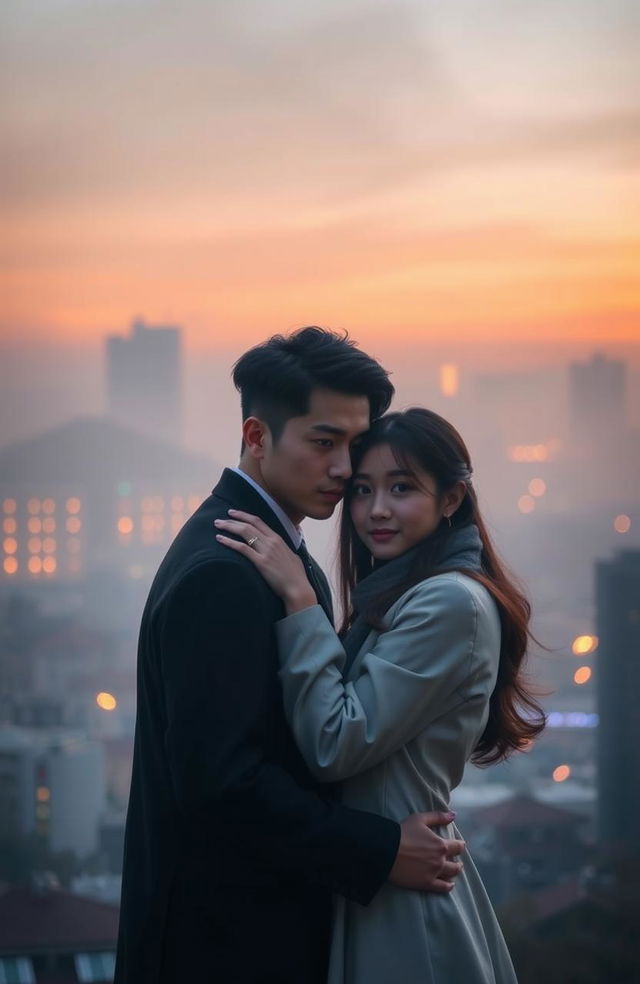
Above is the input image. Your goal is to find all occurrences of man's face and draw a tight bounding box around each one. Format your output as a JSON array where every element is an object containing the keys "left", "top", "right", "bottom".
[{"left": 258, "top": 387, "right": 371, "bottom": 524}]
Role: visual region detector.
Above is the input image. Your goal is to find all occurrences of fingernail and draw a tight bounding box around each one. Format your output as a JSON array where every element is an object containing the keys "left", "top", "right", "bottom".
[
  {"left": 214, "top": 519, "right": 221, "bottom": 526},
  {"left": 228, "top": 508, "right": 237, "bottom": 514},
  {"left": 445, "top": 811, "right": 456, "bottom": 820}
]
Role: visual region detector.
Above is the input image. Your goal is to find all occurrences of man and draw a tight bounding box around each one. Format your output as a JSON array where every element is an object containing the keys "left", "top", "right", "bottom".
[{"left": 116, "top": 327, "right": 464, "bottom": 983}]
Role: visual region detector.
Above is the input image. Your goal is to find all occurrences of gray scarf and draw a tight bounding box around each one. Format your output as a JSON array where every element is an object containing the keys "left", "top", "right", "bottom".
[{"left": 342, "top": 523, "right": 483, "bottom": 673}]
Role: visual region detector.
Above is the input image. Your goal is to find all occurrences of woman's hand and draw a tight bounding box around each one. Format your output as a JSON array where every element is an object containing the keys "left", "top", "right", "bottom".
[{"left": 215, "top": 510, "right": 317, "bottom": 614}]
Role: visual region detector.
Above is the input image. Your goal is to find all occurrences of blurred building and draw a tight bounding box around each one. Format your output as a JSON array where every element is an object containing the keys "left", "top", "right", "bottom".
[
  {"left": 569, "top": 352, "right": 627, "bottom": 451},
  {"left": 106, "top": 317, "right": 183, "bottom": 446},
  {"left": 0, "top": 881, "right": 118, "bottom": 984},
  {"left": 0, "top": 727, "right": 105, "bottom": 857},
  {"left": 462, "top": 794, "right": 589, "bottom": 904},
  {"left": 596, "top": 549, "right": 640, "bottom": 856},
  {"left": 0, "top": 415, "right": 216, "bottom": 591}
]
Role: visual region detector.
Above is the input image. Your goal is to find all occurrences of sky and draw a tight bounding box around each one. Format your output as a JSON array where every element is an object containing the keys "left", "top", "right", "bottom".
[{"left": 1, "top": 0, "right": 639, "bottom": 447}]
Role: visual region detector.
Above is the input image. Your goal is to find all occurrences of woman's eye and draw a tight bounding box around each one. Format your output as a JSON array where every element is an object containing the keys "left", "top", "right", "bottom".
[
  {"left": 391, "top": 482, "right": 412, "bottom": 493},
  {"left": 352, "top": 485, "right": 371, "bottom": 496}
]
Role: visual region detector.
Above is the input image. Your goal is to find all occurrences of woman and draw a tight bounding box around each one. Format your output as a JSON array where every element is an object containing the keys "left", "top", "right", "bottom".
[{"left": 215, "top": 408, "right": 545, "bottom": 984}]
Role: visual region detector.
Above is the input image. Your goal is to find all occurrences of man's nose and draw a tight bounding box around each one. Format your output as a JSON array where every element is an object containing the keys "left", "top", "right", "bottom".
[{"left": 328, "top": 449, "right": 352, "bottom": 481}]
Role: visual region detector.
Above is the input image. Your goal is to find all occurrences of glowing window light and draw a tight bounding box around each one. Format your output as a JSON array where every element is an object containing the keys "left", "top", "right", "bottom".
[
  {"left": 66, "top": 517, "right": 81, "bottom": 533},
  {"left": 614, "top": 514, "right": 631, "bottom": 534},
  {"left": 141, "top": 496, "right": 154, "bottom": 512},
  {"left": 42, "top": 538, "right": 56, "bottom": 555},
  {"left": 36, "top": 804, "right": 50, "bottom": 820},
  {"left": 36, "top": 786, "right": 50, "bottom": 802},
  {"left": 518, "top": 495, "right": 536, "bottom": 514},
  {"left": 142, "top": 515, "right": 155, "bottom": 533},
  {"left": 155, "top": 516, "right": 165, "bottom": 531},
  {"left": 552, "top": 764, "right": 571, "bottom": 783},
  {"left": 27, "top": 517, "right": 42, "bottom": 534},
  {"left": 572, "top": 634, "right": 598, "bottom": 656},
  {"left": 42, "top": 518, "right": 56, "bottom": 533},
  {"left": 3, "top": 537, "right": 18, "bottom": 555},
  {"left": 28, "top": 556, "right": 42, "bottom": 574},
  {"left": 3, "top": 557, "right": 18, "bottom": 575},
  {"left": 3, "top": 518, "right": 17, "bottom": 534},
  {"left": 574, "top": 666, "right": 592, "bottom": 685},
  {"left": 27, "top": 498, "right": 41, "bottom": 515},
  {"left": 96, "top": 692, "right": 117, "bottom": 711},
  {"left": 42, "top": 556, "right": 57, "bottom": 574},
  {"left": 528, "top": 478, "right": 546, "bottom": 497},
  {"left": 66, "top": 497, "right": 81, "bottom": 515},
  {"left": 3, "top": 499, "right": 16, "bottom": 515},
  {"left": 546, "top": 711, "right": 599, "bottom": 728},
  {"left": 28, "top": 537, "right": 42, "bottom": 554},
  {"left": 508, "top": 444, "right": 550, "bottom": 463},
  {"left": 153, "top": 496, "right": 165, "bottom": 512},
  {"left": 171, "top": 496, "right": 184, "bottom": 512},
  {"left": 117, "top": 516, "right": 134, "bottom": 535},
  {"left": 42, "top": 498, "right": 55, "bottom": 514},
  {"left": 440, "top": 364, "right": 459, "bottom": 398}
]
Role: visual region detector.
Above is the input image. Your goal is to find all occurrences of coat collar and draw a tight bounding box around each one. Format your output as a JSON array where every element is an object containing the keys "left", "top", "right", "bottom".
[{"left": 212, "top": 468, "right": 299, "bottom": 552}]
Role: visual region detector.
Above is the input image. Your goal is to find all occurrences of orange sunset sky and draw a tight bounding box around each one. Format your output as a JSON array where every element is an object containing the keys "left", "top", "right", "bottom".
[{"left": 2, "top": 0, "right": 639, "bottom": 371}]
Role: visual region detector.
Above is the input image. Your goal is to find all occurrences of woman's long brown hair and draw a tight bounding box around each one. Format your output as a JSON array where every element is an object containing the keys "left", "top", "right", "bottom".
[{"left": 338, "top": 408, "right": 545, "bottom": 765}]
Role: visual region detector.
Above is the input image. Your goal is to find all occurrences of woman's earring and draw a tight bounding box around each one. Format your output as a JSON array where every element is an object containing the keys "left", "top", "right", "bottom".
[{"left": 445, "top": 513, "right": 452, "bottom": 528}]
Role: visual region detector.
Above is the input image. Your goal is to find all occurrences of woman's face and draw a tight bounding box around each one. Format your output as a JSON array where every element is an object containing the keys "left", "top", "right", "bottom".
[{"left": 349, "top": 443, "right": 447, "bottom": 561}]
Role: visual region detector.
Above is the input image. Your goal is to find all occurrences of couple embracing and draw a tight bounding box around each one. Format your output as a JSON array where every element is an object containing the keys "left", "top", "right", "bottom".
[{"left": 115, "top": 327, "right": 544, "bottom": 984}]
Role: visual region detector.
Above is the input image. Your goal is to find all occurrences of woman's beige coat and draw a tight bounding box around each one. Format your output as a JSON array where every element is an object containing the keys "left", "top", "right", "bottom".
[{"left": 276, "top": 572, "right": 518, "bottom": 984}]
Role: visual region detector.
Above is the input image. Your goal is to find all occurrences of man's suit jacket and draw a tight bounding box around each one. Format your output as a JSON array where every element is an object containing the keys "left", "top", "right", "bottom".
[{"left": 115, "top": 469, "right": 400, "bottom": 984}]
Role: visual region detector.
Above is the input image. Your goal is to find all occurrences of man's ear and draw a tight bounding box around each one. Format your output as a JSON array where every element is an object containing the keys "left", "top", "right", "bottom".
[{"left": 242, "top": 416, "right": 269, "bottom": 459}]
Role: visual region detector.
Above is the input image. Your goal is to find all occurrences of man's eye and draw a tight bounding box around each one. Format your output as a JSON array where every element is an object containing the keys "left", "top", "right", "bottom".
[{"left": 313, "top": 439, "right": 333, "bottom": 448}]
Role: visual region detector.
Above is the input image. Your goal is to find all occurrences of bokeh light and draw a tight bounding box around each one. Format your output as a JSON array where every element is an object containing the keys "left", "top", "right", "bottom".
[
  {"left": 528, "top": 478, "right": 547, "bottom": 497},
  {"left": 518, "top": 495, "right": 536, "bottom": 514},
  {"left": 613, "top": 514, "right": 631, "bottom": 534},
  {"left": 96, "top": 692, "right": 117, "bottom": 711},
  {"left": 574, "top": 666, "right": 592, "bottom": 685},
  {"left": 552, "top": 764, "right": 571, "bottom": 783}
]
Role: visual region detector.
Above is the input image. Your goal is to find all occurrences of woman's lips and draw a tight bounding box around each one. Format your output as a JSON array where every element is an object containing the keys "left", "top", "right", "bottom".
[{"left": 370, "top": 530, "right": 398, "bottom": 543}]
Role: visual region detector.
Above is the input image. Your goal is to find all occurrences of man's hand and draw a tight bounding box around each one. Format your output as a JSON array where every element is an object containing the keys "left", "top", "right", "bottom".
[{"left": 389, "top": 811, "right": 465, "bottom": 893}]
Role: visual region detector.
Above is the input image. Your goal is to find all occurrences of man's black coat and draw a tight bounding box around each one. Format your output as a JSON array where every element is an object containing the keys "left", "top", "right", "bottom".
[{"left": 115, "top": 469, "right": 400, "bottom": 983}]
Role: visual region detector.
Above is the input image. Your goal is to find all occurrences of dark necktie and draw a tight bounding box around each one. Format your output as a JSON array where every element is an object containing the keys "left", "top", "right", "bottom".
[{"left": 296, "top": 541, "right": 333, "bottom": 622}]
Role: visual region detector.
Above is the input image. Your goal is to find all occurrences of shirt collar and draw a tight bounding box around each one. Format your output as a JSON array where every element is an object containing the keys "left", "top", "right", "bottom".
[{"left": 232, "top": 467, "right": 303, "bottom": 549}]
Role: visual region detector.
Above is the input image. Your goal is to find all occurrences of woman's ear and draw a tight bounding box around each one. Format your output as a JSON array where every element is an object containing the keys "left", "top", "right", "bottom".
[{"left": 443, "top": 481, "right": 466, "bottom": 520}]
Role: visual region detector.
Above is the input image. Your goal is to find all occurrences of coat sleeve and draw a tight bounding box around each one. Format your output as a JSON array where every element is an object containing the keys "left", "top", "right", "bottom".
[
  {"left": 157, "top": 558, "right": 399, "bottom": 904},
  {"left": 276, "top": 577, "right": 482, "bottom": 781}
]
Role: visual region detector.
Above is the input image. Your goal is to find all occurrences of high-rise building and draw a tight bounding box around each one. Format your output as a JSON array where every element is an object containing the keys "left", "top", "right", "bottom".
[
  {"left": 0, "top": 726, "right": 106, "bottom": 856},
  {"left": 106, "top": 318, "right": 183, "bottom": 446},
  {"left": 595, "top": 549, "right": 640, "bottom": 856},
  {"left": 569, "top": 352, "right": 627, "bottom": 450}
]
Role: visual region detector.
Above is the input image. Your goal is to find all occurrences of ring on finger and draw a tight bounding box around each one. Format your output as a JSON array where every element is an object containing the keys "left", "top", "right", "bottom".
[{"left": 247, "top": 536, "right": 258, "bottom": 548}]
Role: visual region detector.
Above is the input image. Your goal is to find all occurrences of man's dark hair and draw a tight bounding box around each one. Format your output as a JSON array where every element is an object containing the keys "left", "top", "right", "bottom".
[{"left": 232, "top": 326, "right": 394, "bottom": 445}]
